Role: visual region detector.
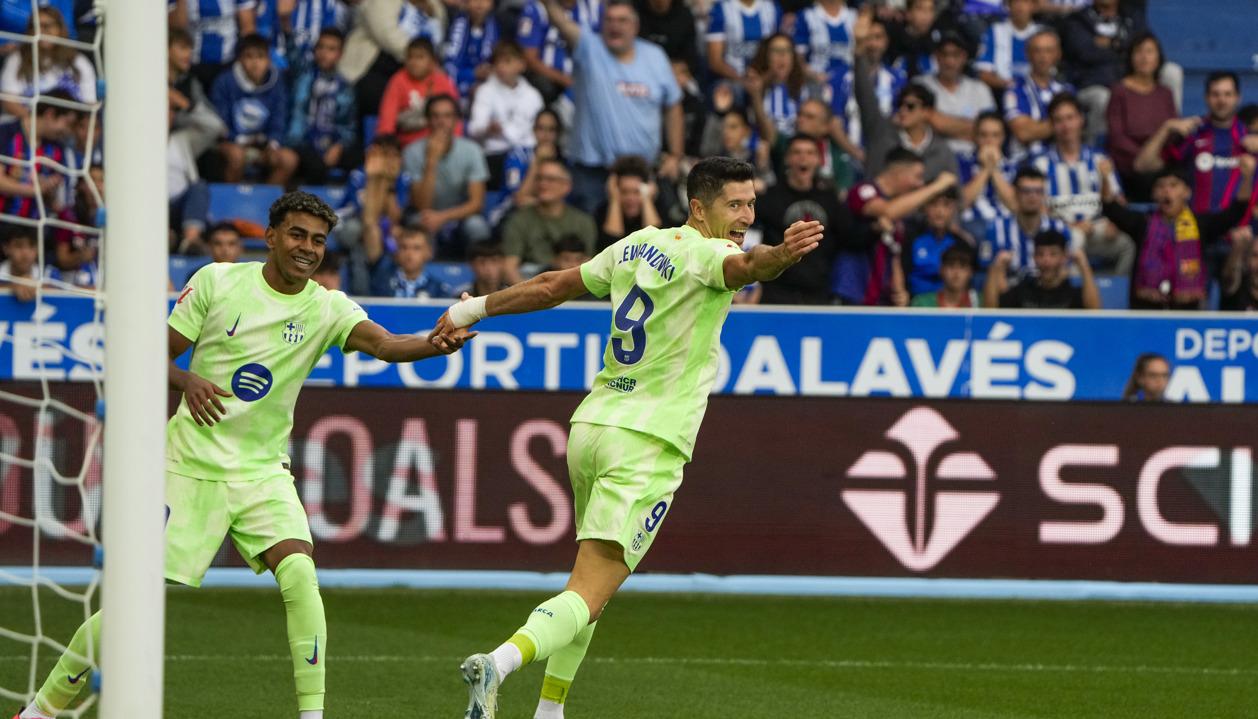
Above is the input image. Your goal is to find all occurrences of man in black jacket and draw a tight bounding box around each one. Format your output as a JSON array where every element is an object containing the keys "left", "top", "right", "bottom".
[{"left": 754, "top": 134, "right": 850, "bottom": 304}]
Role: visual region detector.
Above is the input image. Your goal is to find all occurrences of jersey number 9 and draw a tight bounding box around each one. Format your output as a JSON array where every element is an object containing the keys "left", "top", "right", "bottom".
[{"left": 612, "top": 285, "right": 654, "bottom": 365}]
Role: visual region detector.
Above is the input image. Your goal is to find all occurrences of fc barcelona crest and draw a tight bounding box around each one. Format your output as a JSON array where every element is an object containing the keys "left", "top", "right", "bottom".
[{"left": 282, "top": 320, "right": 306, "bottom": 344}]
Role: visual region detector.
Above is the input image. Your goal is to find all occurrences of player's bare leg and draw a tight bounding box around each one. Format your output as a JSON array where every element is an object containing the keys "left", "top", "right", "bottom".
[
  {"left": 263, "top": 539, "right": 327, "bottom": 719},
  {"left": 462, "top": 540, "right": 629, "bottom": 719}
]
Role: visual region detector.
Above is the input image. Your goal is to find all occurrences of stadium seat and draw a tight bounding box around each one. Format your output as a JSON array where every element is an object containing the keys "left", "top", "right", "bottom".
[
  {"left": 1093, "top": 275, "right": 1130, "bottom": 310},
  {"left": 169, "top": 255, "right": 212, "bottom": 289},
  {"left": 428, "top": 261, "right": 475, "bottom": 292},
  {"left": 207, "top": 183, "right": 284, "bottom": 233},
  {"left": 363, "top": 115, "right": 378, "bottom": 145},
  {"left": 299, "top": 185, "right": 349, "bottom": 211}
]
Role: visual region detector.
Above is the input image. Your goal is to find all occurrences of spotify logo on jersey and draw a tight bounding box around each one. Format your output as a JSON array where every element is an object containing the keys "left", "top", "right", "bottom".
[{"left": 232, "top": 363, "right": 274, "bottom": 402}]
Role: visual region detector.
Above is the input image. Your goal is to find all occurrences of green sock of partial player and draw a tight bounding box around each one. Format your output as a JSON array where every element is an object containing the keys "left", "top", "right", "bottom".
[
  {"left": 536, "top": 620, "right": 597, "bottom": 715},
  {"left": 275, "top": 553, "right": 326, "bottom": 713},
  {"left": 31, "top": 610, "right": 100, "bottom": 715},
  {"left": 517, "top": 591, "right": 590, "bottom": 664}
]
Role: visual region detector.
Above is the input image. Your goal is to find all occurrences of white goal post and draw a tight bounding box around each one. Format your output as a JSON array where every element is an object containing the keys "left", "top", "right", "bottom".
[{"left": 100, "top": 0, "right": 168, "bottom": 716}]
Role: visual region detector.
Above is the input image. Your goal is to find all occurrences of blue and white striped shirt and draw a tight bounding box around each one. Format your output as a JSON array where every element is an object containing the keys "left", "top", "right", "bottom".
[
  {"left": 517, "top": 0, "right": 601, "bottom": 76},
  {"left": 974, "top": 21, "right": 1041, "bottom": 81},
  {"left": 179, "top": 0, "right": 259, "bottom": 66},
  {"left": 706, "top": 0, "right": 781, "bottom": 76},
  {"left": 1030, "top": 146, "right": 1121, "bottom": 224},
  {"left": 981, "top": 212, "right": 1070, "bottom": 275},
  {"left": 827, "top": 62, "right": 905, "bottom": 147},
  {"left": 793, "top": 2, "right": 854, "bottom": 79},
  {"left": 1003, "top": 73, "right": 1072, "bottom": 156},
  {"left": 957, "top": 151, "right": 1017, "bottom": 222}
]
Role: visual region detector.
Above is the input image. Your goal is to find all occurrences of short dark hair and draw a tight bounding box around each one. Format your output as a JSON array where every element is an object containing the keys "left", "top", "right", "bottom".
[
  {"left": 1046, "top": 92, "right": 1083, "bottom": 118},
  {"left": 1240, "top": 104, "right": 1258, "bottom": 128},
  {"left": 929, "top": 185, "right": 960, "bottom": 202},
  {"left": 884, "top": 146, "right": 925, "bottom": 168},
  {"left": 686, "top": 156, "right": 755, "bottom": 206},
  {"left": 424, "top": 93, "right": 459, "bottom": 120},
  {"left": 491, "top": 39, "right": 524, "bottom": 63},
  {"left": 975, "top": 109, "right": 1006, "bottom": 135},
  {"left": 35, "top": 89, "right": 76, "bottom": 118},
  {"left": 1206, "top": 70, "right": 1240, "bottom": 95},
  {"left": 207, "top": 221, "right": 240, "bottom": 239},
  {"left": 237, "top": 33, "right": 270, "bottom": 58},
  {"left": 1153, "top": 164, "right": 1192, "bottom": 188},
  {"left": 785, "top": 133, "right": 820, "bottom": 153},
  {"left": 318, "top": 27, "right": 345, "bottom": 45},
  {"left": 406, "top": 37, "right": 437, "bottom": 59},
  {"left": 368, "top": 133, "right": 401, "bottom": 152},
  {"left": 1014, "top": 165, "right": 1046, "bottom": 185},
  {"left": 941, "top": 242, "right": 975, "bottom": 268},
  {"left": 553, "top": 234, "right": 589, "bottom": 256},
  {"left": 315, "top": 252, "right": 342, "bottom": 274},
  {"left": 1033, "top": 228, "right": 1068, "bottom": 250},
  {"left": 268, "top": 191, "right": 339, "bottom": 232},
  {"left": 169, "top": 26, "right": 194, "bottom": 48},
  {"left": 2, "top": 224, "right": 37, "bottom": 246},
  {"left": 934, "top": 30, "right": 969, "bottom": 55},
  {"left": 610, "top": 155, "right": 650, "bottom": 181},
  {"left": 603, "top": 0, "right": 637, "bottom": 14},
  {"left": 897, "top": 84, "right": 935, "bottom": 110},
  {"left": 1123, "top": 31, "right": 1163, "bottom": 79},
  {"left": 467, "top": 242, "right": 504, "bottom": 261}
]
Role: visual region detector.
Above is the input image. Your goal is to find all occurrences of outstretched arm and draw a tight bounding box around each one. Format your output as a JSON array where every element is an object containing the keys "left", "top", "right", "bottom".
[
  {"left": 543, "top": 0, "right": 582, "bottom": 48},
  {"left": 433, "top": 266, "right": 592, "bottom": 337},
  {"left": 723, "top": 220, "right": 823, "bottom": 288},
  {"left": 344, "top": 319, "right": 475, "bottom": 362}
]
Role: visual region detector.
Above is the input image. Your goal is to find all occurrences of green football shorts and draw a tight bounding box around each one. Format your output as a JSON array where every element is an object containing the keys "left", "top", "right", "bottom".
[
  {"left": 164, "top": 470, "right": 313, "bottom": 587},
  {"left": 567, "top": 422, "right": 687, "bottom": 571}
]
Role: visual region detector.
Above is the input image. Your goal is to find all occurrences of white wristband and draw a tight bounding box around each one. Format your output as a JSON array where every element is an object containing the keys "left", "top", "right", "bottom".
[{"left": 447, "top": 295, "right": 488, "bottom": 328}]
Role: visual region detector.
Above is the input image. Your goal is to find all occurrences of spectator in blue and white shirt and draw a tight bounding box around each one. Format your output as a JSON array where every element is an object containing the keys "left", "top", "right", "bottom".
[
  {"left": 0, "top": 6, "right": 96, "bottom": 119},
  {"left": 209, "top": 33, "right": 295, "bottom": 184},
  {"left": 367, "top": 225, "right": 453, "bottom": 298},
  {"left": 827, "top": 12, "right": 904, "bottom": 159},
  {"left": 284, "top": 27, "right": 358, "bottom": 184},
  {"left": 516, "top": 0, "right": 601, "bottom": 103},
  {"left": 957, "top": 110, "right": 1016, "bottom": 233},
  {"left": 982, "top": 164, "right": 1071, "bottom": 278},
  {"left": 793, "top": 0, "right": 855, "bottom": 84},
  {"left": 974, "top": 0, "right": 1040, "bottom": 95},
  {"left": 255, "top": 0, "right": 348, "bottom": 76},
  {"left": 705, "top": 0, "right": 781, "bottom": 86},
  {"left": 1030, "top": 93, "right": 1134, "bottom": 274},
  {"left": 1004, "top": 29, "right": 1071, "bottom": 158},
  {"left": 169, "top": 0, "right": 258, "bottom": 89},
  {"left": 444, "top": 0, "right": 499, "bottom": 105}
]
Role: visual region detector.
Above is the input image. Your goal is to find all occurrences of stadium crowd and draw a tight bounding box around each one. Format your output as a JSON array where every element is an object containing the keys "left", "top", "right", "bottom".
[{"left": 0, "top": 0, "right": 1256, "bottom": 311}]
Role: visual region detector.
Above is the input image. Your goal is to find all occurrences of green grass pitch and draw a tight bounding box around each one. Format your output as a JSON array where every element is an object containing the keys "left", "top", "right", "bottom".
[{"left": 3, "top": 587, "right": 1258, "bottom": 718}]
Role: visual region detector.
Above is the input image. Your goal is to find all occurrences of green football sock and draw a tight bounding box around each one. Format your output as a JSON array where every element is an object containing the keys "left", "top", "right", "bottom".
[
  {"left": 514, "top": 590, "right": 591, "bottom": 666},
  {"left": 32, "top": 610, "right": 100, "bottom": 715},
  {"left": 275, "top": 553, "right": 326, "bottom": 713},
  {"left": 541, "top": 620, "right": 598, "bottom": 705}
]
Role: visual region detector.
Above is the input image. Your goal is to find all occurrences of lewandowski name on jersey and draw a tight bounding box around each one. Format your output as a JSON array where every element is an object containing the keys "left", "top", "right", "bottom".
[{"left": 6, "top": 294, "right": 1258, "bottom": 403}]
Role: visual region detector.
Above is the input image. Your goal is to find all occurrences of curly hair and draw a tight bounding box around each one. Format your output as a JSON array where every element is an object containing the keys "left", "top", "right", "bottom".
[{"left": 268, "top": 191, "right": 339, "bottom": 232}]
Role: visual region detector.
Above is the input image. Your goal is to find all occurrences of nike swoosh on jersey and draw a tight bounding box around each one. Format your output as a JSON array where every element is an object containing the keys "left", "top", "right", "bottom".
[
  {"left": 67, "top": 667, "right": 90, "bottom": 684},
  {"left": 226, "top": 314, "right": 241, "bottom": 337}
]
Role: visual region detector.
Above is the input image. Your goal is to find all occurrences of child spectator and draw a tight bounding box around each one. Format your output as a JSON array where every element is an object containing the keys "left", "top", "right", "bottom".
[
  {"left": 168, "top": 26, "right": 226, "bottom": 161},
  {"left": 463, "top": 242, "right": 510, "bottom": 296},
  {"left": 169, "top": 0, "right": 258, "bottom": 89},
  {"left": 366, "top": 225, "right": 453, "bottom": 298},
  {"left": 699, "top": 89, "right": 772, "bottom": 192},
  {"left": 910, "top": 243, "right": 979, "bottom": 308},
  {"left": 377, "top": 38, "right": 458, "bottom": 147},
  {"left": 900, "top": 185, "right": 974, "bottom": 300},
  {"left": 1102, "top": 158, "right": 1256, "bottom": 311},
  {"left": 207, "top": 222, "right": 244, "bottom": 264},
  {"left": 974, "top": 0, "right": 1040, "bottom": 94},
  {"left": 402, "top": 94, "right": 490, "bottom": 257},
  {"left": 312, "top": 251, "right": 344, "bottom": 291},
  {"left": 549, "top": 233, "right": 591, "bottom": 271},
  {"left": 0, "top": 91, "right": 75, "bottom": 220},
  {"left": 0, "top": 6, "right": 96, "bottom": 118},
  {"left": 705, "top": 0, "right": 782, "bottom": 85},
  {"left": 1122, "top": 353, "right": 1171, "bottom": 401},
  {"left": 285, "top": 27, "right": 359, "bottom": 184},
  {"left": 209, "top": 33, "right": 295, "bottom": 184},
  {"left": 984, "top": 229, "right": 1101, "bottom": 309},
  {"left": 443, "top": 0, "right": 499, "bottom": 103},
  {"left": 594, "top": 156, "right": 661, "bottom": 252},
  {"left": 0, "top": 225, "right": 42, "bottom": 302},
  {"left": 467, "top": 41, "right": 544, "bottom": 190},
  {"left": 51, "top": 165, "right": 102, "bottom": 286}
]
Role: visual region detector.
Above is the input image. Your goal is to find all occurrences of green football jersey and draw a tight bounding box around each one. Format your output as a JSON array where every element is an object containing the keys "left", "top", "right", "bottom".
[
  {"left": 167, "top": 262, "right": 366, "bottom": 480},
  {"left": 572, "top": 224, "right": 744, "bottom": 460}
]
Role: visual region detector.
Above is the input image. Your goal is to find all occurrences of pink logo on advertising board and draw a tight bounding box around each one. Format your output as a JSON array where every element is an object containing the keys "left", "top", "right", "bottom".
[{"left": 842, "top": 408, "right": 999, "bottom": 571}]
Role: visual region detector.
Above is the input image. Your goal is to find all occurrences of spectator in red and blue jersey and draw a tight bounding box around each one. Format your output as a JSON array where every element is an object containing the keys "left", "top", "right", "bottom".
[
  {"left": 0, "top": 91, "right": 74, "bottom": 220},
  {"left": 443, "top": 0, "right": 499, "bottom": 105},
  {"left": 975, "top": 0, "right": 1041, "bottom": 95},
  {"left": 705, "top": 0, "right": 782, "bottom": 86},
  {"left": 50, "top": 164, "right": 101, "bottom": 289},
  {"left": 284, "top": 28, "right": 358, "bottom": 184},
  {"left": 1004, "top": 29, "right": 1071, "bottom": 158},
  {"left": 0, "top": 6, "right": 97, "bottom": 119},
  {"left": 793, "top": 0, "right": 855, "bottom": 84},
  {"left": 210, "top": 33, "right": 294, "bottom": 184},
  {"left": 168, "top": 0, "right": 258, "bottom": 89},
  {"left": 1136, "top": 72, "right": 1257, "bottom": 221},
  {"left": 516, "top": 0, "right": 601, "bottom": 103}
]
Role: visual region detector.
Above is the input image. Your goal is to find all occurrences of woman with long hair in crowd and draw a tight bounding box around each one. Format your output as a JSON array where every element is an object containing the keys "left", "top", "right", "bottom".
[
  {"left": 0, "top": 6, "right": 96, "bottom": 118},
  {"left": 745, "top": 32, "right": 820, "bottom": 148},
  {"left": 1122, "top": 352, "right": 1171, "bottom": 401}
]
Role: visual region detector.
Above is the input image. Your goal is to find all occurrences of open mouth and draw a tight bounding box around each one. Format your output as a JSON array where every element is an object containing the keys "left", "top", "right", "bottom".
[
  {"left": 293, "top": 256, "right": 317, "bottom": 270},
  {"left": 728, "top": 229, "right": 746, "bottom": 243}
]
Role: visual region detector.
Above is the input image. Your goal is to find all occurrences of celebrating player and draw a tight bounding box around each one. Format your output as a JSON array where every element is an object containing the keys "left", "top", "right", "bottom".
[
  {"left": 12, "top": 192, "right": 474, "bottom": 719},
  {"left": 434, "top": 157, "right": 823, "bottom": 719}
]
